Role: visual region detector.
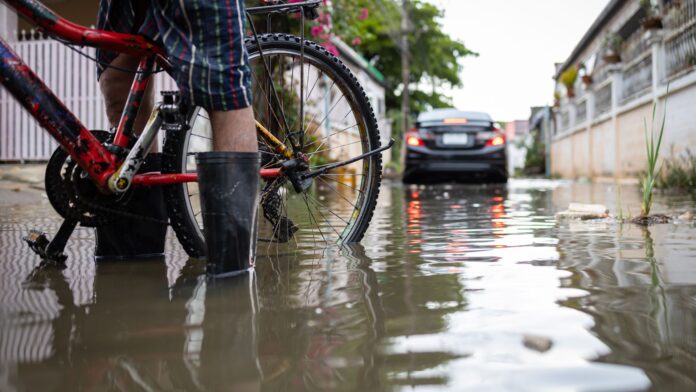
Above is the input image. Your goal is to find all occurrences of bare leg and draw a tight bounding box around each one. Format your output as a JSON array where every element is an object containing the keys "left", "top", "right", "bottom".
[
  {"left": 99, "top": 54, "right": 155, "bottom": 144},
  {"left": 95, "top": 55, "right": 165, "bottom": 260},
  {"left": 210, "top": 107, "right": 257, "bottom": 152}
]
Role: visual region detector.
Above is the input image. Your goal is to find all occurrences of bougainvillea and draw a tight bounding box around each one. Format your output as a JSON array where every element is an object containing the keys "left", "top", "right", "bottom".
[
  {"left": 284, "top": 0, "right": 476, "bottom": 115},
  {"left": 307, "top": 0, "right": 368, "bottom": 55}
]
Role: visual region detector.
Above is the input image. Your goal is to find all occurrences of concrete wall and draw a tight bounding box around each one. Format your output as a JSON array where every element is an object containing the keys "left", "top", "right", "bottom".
[
  {"left": 552, "top": 73, "right": 696, "bottom": 180},
  {"left": 571, "top": 130, "right": 590, "bottom": 178},
  {"left": 551, "top": 135, "right": 573, "bottom": 178},
  {"left": 616, "top": 102, "right": 652, "bottom": 177},
  {"left": 661, "top": 83, "right": 696, "bottom": 155},
  {"left": 590, "top": 119, "right": 614, "bottom": 177},
  {"left": 551, "top": 0, "right": 696, "bottom": 180}
]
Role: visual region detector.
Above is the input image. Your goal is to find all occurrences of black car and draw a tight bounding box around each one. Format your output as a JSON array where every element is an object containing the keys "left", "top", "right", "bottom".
[{"left": 403, "top": 109, "right": 508, "bottom": 183}]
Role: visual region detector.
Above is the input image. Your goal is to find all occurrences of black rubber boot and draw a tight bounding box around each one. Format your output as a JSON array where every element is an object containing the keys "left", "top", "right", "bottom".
[
  {"left": 94, "top": 153, "right": 168, "bottom": 261},
  {"left": 196, "top": 152, "right": 260, "bottom": 278}
]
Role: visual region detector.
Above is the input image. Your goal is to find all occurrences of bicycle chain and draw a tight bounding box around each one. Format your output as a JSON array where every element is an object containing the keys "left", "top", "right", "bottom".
[
  {"left": 260, "top": 178, "right": 298, "bottom": 243},
  {"left": 45, "top": 131, "right": 169, "bottom": 227},
  {"left": 47, "top": 132, "right": 298, "bottom": 230}
]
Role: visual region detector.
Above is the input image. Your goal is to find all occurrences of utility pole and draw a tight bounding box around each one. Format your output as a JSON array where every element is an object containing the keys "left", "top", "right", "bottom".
[{"left": 400, "top": 0, "right": 411, "bottom": 133}]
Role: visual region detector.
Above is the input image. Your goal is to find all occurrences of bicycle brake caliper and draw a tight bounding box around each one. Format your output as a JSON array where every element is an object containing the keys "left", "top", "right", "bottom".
[{"left": 282, "top": 157, "right": 312, "bottom": 193}]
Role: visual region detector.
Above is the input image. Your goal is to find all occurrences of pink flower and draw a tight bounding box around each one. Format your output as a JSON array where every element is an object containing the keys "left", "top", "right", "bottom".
[
  {"left": 322, "top": 42, "right": 339, "bottom": 56},
  {"left": 351, "top": 37, "right": 362, "bottom": 46},
  {"left": 311, "top": 25, "right": 324, "bottom": 37},
  {"left": 318, "top": 11, "right": 332, "bottom": 25},
  {"left": 358, "top": 7, "right": 369, "bottom": 21}
]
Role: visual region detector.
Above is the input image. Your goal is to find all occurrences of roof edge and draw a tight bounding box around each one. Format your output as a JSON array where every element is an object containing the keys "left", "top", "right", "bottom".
[
  {"left": 554, "top": 0, "right": 624, "bottom": 79},
  {"left": 330, "top": 36, "right": 386, "bottom": 85}
]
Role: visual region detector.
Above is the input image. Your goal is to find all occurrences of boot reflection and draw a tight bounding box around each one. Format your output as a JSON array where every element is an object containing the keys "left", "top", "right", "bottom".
[
  {"left": 195, "top": 271, "right": 262, "bottom": 391},
  {"left": 14, "top": 258, "right": 261, "bottom": 391}
]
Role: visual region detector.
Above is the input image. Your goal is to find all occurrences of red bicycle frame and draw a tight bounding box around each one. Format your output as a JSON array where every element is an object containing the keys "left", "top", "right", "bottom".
[{"left": 0, "top": 0, "right": 281, "bottom": 190}]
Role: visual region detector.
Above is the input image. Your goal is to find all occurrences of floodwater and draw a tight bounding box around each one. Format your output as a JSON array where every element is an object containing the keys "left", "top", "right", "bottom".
[{"left": 1, "top": 179, "right": 695, "bottom": 391}]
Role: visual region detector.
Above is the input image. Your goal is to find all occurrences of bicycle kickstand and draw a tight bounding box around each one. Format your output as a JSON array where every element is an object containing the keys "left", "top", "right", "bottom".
[{"left": 23, "top": 219, "right": 78, "bottom": 265}]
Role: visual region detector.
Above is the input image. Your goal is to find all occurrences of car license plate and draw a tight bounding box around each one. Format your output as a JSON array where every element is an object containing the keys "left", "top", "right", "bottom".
[{"left": 442, "top": 133, "right": 469, "bottom": 145}]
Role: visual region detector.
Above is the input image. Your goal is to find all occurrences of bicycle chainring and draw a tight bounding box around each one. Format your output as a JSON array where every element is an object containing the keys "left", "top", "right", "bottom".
[{"left": 45, "top": 130, "right": 125, "bottom": 227}]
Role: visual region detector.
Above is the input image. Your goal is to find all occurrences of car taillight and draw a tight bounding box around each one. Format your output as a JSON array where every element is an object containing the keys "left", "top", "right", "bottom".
[
  {"left": 405, "top": 129, "right": 424, "bottom": 147},
  {"left": 487, "top": 136, "right": 505, "bottom": 146},
  {"left": 486, "top": 129, "right": 505, "bottom": 147}
]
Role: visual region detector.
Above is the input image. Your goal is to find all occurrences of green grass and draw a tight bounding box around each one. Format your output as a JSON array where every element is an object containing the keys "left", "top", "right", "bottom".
[
  {"left": 640, "top": 92, "right": 668, "bottom": 217},
  {"left": 655, "top": 149, "right": 696, "bottom": 192}
]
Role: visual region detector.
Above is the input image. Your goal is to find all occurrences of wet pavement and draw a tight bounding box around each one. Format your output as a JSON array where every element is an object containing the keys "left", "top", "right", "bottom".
[{"left": 1, "top": 179, "right": 695, "bottom": 391}]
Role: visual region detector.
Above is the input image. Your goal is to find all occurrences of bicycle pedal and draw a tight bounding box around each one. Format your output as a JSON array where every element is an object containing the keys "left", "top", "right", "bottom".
[
  {"left": 23, "top": 230, "right": 50, "bottom": 256},
  {"left": 23, "top": 229, "right": 69, "bottom": 264}
]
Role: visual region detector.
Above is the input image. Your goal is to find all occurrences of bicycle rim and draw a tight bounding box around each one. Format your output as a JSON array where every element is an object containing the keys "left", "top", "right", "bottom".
[{"left": 168, "top": 38, "right": 382, "bottom": 257}]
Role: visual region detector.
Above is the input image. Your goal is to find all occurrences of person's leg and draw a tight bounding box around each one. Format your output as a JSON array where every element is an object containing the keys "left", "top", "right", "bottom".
[
  {"left": 94, "top": 54, "right": 166, "bottom": 261},
  {"left": 210, "top": 107, "right": 257, "bottom": 152},
  {"left": 153, "top": 0, "right": 259, "bottom": 274},
  {"left": 99, "top": 54, "right": 155, "bottom": 139}
]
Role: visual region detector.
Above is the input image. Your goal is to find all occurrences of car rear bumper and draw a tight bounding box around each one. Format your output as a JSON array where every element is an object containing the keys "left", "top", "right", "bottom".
[{"left": 405, "top": 145, "right": 507, "bottom": 176}]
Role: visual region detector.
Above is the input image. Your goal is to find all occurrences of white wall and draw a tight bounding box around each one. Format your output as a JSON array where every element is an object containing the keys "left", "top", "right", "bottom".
[{"left": 0, "top": 3, "right": 18, "bottom": 41}]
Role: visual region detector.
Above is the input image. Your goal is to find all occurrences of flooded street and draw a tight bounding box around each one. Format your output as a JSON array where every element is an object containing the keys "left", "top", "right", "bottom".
[{"left": 1, "top": 179, "right": 695, "bottom": 391}]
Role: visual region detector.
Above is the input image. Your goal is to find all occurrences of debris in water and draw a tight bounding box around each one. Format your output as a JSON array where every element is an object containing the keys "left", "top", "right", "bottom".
[
  {"left": 630, "top": 214, "right": 671, "bottom": 225},
  {"left": 678, "top": 211, "right": 694, "bottom": 221},
  {"left": 523, "top": 334, "right": 553, "bottom": 353},
  {"left": 555, "top": 203, "right": 609, "bottom": 220}
]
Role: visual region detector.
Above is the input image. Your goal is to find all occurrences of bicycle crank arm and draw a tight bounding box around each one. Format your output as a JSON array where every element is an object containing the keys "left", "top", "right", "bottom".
[{"left": 301, "top": 139, "right": 394, "bottom": 180}]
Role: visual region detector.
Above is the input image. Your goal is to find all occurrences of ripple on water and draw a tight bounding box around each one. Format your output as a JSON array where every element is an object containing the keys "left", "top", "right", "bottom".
[{"left": 2, "top": 180, "right": 695, "bottom": 390}]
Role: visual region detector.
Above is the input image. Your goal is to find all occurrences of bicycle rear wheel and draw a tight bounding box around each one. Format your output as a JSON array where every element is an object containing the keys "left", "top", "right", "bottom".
[{"left": 163, "top": 34, "right": 383, "bottom": 257}]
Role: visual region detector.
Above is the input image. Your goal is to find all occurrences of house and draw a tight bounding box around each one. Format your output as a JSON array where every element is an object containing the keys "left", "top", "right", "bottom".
[
  {"left": 504, "top": 119, "right": 530, "bottom": 175},
  {"left": 0, "top": 3, "right": 390, "bottom": 162},
  {"left": 551, "top": 0, "right": 696, "bottom": 181}
]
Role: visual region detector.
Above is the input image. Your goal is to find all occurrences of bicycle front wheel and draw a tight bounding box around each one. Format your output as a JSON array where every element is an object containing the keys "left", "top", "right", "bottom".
[{"left": 163, "top": 34, "right": 383, "bottom": 257}]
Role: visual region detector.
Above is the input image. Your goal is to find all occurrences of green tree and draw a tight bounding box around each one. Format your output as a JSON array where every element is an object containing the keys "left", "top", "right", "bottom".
[{"left": 329, "top": 0, "right": 477, "bottom": 114}]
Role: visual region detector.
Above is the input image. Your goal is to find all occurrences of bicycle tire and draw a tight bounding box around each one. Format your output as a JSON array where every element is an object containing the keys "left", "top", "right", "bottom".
[{"left": 163, "top": 33, "right": 383, "bottom": 257}]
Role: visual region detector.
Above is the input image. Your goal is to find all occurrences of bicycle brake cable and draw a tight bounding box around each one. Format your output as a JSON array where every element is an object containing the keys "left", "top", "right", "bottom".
[{"left": 54, "top": 36, "right": 166, "bottom": 75}]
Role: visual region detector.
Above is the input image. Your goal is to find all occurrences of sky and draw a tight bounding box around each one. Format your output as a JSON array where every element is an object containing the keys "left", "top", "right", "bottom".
[{"left": 429, "top": 0, "right": 610, "bottom": 121}]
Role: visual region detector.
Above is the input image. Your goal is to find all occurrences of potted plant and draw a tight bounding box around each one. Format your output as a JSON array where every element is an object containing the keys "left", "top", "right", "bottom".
[
  {"left": 560, "top": 66, "right": 578, "bottom": 98},
  {"left": 553, "top": 91, "right": 561, "bottom": 107},
  {"left": 602, "top": 33, "right": 623, "bottom": 64},
  {"left": 578, "top": 62, "right": 593, "bottom": 85},
  {"left": 640, "top": 0, "right": 663, "bottom": 29}
]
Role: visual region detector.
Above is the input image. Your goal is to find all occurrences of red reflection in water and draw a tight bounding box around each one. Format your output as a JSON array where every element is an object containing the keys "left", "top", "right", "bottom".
[
  {"left": 407, "top": 197, "right": 423, "bottom": 252},
  {"left": 407, "top": 200, "right": 422, "bottom": 222},
  {"left": 490, "top": 202, "right": 506, "bottom": 230}
]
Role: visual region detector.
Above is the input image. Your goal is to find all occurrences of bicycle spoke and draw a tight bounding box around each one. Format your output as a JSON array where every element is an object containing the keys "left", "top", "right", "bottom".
[
  {"left": 316, "top": 176, "right": 359, "bottom": 210},
  {"left": 320, "top": 176, "right": 364, "bottom": 194},
  {"left": 313, "top": 94, "right": 346, "bottom": 137},
  {"left": 306, "top": 195, "right": 344, "bottom": 239},
  {"left": 306, "top": 140, "right": 362, "bottom": 157},
  {"left": 306, "top": 123, "right": 358, "bottom": 146},
  {"left": 302, "top": 193, "right": 328, "bottom": 245},
  {"left": 170, "top": 41, "right": 379, "bottom": 258},
  {"left": 305, "top": 192, "right": 350, "bottom": 226},
  {"left": 251, "top": 71, "right": 288, "bottom": 141}
]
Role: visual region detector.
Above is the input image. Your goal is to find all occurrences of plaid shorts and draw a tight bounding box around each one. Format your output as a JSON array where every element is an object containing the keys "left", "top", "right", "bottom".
[{"left": 96, "top": 0, "right": 252, "bottom": 111}]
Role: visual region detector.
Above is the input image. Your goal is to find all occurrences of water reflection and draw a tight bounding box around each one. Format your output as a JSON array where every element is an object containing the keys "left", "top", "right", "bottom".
[
  {"left": 557, "top": 222, "right": 696, "bottom": 390},
  {"left": 2, "top": 180, "right": 695, "bottom": 390},
  {"left": 4, "top": 258, "right": 261, "bottom": 391}
]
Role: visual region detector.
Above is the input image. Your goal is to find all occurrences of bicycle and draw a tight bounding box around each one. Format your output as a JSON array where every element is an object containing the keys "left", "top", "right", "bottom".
[{"left": 1, "top": 0, "right": 392, "bottom": 262}]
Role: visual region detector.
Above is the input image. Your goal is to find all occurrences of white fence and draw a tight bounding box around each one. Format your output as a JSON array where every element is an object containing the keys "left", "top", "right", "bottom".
[{"left": 0, "top": 38, "right": 176, "bottom": 162}]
